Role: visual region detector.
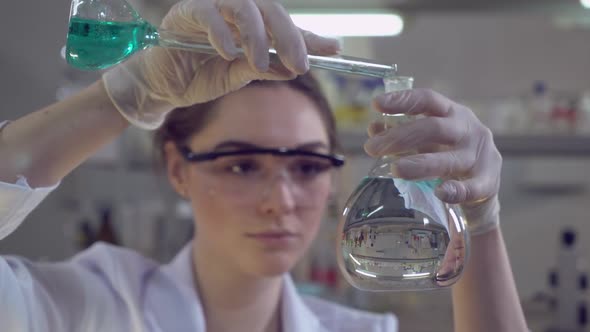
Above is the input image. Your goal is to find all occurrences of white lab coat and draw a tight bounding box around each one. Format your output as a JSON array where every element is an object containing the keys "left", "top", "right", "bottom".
[{"left": 0, "top": 122, "right": 398, "bottom": 331}]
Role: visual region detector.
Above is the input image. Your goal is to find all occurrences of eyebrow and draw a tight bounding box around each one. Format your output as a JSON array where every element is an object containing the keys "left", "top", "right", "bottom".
[{"left": 212, "top": 140, "right": 330, "bottom": 152}]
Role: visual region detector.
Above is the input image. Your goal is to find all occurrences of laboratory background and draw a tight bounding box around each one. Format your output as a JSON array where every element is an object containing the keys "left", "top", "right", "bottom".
[{"left": 2, "top": 0, "right": 590, "bottom": 331}]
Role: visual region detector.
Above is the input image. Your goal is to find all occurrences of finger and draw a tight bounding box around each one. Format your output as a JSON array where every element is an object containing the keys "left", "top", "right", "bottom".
[
  {"left": 367, "top": 121, "right": 441, "bottom": 154},
  {"left": 444, "top": 128, "right": 502, "bottom": 202},
  {"left": 373, "top": 89, "right": 455, "bottom": 117},
  {"left": 435, "top": 177, "right": 498, "bottom": 205},
  {"left": 185, "top": 1, "right": 240, "bottom": 60},
  {"left": 391, "top": 151, "right": 474, "bottom": 181},
  {"left": 227, "top": 57, "right": 296, "bottom": 86},
  {"left": 257, "top": 3, "right": 308, "bottom": 73},
  {"left": 300, "top": 29, "right": 341, "bottom": 56},
  {"left": 414, "top": 144, "right": 443, "bottom": 154},
  {"left": 434, "top": 128, "right": 501, "bottom": 204},
  {"left": 364, "top": 117, "right": 466, "bottom": 157},
  {"left": 219, "top": 0, "right": 270, "bottom": 72},
  {"left": 367, "top": 121, "right": 387, "bottom": 137},
  {"left": 192, "top": 56, "right": 295, "bottom": 100}
]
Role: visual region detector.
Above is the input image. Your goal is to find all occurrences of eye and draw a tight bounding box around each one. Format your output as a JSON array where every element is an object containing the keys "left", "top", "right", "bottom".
[
  {"left": 291, "top": 158, "right": 332, "bottom": 178},
  {"left": 225, "top": 159, "right": 261, "bottom": 176}
]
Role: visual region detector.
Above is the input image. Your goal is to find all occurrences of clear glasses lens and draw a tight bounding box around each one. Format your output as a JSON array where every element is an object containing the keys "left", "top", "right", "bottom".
[{"left": 197, "top": 154, "right": 335, "bottom": 206}]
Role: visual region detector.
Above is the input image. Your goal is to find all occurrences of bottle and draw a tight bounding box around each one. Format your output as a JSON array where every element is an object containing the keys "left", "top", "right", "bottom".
[
  {"left": 553, "top": 228, "right": 587, "bottom": 332},
  {"left": 578, "top": 90, "right": 590, "bottom": 135},
  {"left": 96, "top": 206, "right": 119, "bottom": 245},
  {"left": 579, "top": 271, "right": 588, "bottom": 331},
  {"left": 550, "top": 97, "right": 578, "bottom": 135},
  {"left": 579, "top": 301, "right": 588, "bottom": 330},
  {"left": 77, "top": 218, "right": 96, "bottom": 249},
  {"left": 310, "top": 227, "right": 338, "bottom": 289},
  {"left": 527, "top": 81, "right": 553, "bottom": 134}
]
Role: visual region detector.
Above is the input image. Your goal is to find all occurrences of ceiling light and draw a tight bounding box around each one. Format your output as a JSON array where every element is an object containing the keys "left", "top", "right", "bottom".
[
  {"left": 290, "top": 13, "right": 404, "bottom": 37},
  {"left": 582, "top": 0, "right": 590, "bottom": 9}
]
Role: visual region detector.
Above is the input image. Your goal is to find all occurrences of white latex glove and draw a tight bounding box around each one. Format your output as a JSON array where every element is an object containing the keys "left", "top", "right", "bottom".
[
  {"left": 103, "top": 0, "right": 340, "bottom": 129},
  {"left": 364, "top": 89, "right": 502, "bottom": 236}
]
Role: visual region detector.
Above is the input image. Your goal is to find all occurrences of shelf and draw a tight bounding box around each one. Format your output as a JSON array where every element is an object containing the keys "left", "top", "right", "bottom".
[
  {"left": 77, "top": 133, "right": 590, "bottom": 174},
  {"left": 339, "top": 131, "right": 590, "bottom": 157},
  {"left": 494, "top": 135, "right": 590, "bottom": 157}
]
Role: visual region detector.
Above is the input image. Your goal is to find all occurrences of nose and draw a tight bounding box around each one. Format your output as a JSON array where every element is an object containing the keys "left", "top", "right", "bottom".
[{"left": 258, "top": 171, "right": 297, "bottom": 216}]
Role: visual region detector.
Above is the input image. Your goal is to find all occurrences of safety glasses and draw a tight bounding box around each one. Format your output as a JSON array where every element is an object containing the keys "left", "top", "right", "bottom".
[{"left": 178, "top": 145, "right": 345, "bottom": 206}]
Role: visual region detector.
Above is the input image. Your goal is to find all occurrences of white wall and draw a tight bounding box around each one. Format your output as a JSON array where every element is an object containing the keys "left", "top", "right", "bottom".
[
  {"left": 0, "top": 0, "right": 72, "bottom": 118},
  {"left": 369, "top": 12, "right": 590, "bottom": 100}
]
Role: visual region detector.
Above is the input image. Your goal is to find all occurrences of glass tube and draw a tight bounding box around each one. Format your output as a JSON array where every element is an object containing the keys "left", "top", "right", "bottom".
[{"left": 156, "top": 29, "right": 398, "bottom": 78}]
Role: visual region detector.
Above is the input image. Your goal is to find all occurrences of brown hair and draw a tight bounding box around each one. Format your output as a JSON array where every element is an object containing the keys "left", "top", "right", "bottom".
[{"left": 153, "top": 72, "right": 340, "bottom": 169}]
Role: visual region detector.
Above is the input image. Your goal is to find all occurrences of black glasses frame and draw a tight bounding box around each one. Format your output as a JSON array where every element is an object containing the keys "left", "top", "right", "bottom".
[{"left": 178, "top": 146, "right": 346, "bottom": 167}]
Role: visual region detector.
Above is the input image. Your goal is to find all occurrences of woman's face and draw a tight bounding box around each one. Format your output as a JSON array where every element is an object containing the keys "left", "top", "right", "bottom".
[{"left": 175, "top": 84, "right": 333, "bottom": 277}]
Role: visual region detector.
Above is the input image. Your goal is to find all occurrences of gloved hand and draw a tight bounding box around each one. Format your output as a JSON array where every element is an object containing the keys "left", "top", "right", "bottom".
[
  {"left": 364, "top": 89, "right": 502, "bottom": 236},
  {"left": 103, "top": 0, "right": 340, "bottom": 129}
]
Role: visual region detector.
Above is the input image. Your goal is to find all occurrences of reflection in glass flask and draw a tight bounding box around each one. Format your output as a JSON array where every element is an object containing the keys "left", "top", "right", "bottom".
[
  {"left": 339, "top": 177, "right": 469, "bottom": 291},
  {"left": 336, "top": 76, "right": 470, "bottom": 291}
]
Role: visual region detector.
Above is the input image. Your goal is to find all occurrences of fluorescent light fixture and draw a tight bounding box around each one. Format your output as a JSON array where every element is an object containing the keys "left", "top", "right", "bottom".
[
  {"left": 582, "top": 0, "right": 590, "bottom": 9},
  {"left": 449, "top": 208, "right": 462, "bottom": 233},
  {"left": 349, "top": 253, "right": 361, "bottom": 266},
  {"left": 366, "top": 205, "right": 384, "bottom": 217},
  {"left": 355, "top": 269, "right": 377, "bottom": 278},
  {"left": 290, "top": 13, "right": 404, "bottom": 37},
  {"left": 403, "top": 272, "right": 430, "bottom": 278}
]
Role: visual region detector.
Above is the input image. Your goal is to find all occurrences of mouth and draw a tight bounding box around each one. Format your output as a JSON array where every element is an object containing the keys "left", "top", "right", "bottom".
[{"left": 245, "top": 231, "right": 300, "bottom": 248}]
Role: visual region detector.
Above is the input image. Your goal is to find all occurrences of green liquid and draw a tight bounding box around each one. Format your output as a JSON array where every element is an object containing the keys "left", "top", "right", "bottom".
[{"left": 66, "top": 17, "right": 157, "bottom": 70}]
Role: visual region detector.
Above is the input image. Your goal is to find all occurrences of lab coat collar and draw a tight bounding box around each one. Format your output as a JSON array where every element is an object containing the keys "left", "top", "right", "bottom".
[
  {"left": 157, "top": 242, "right": 326, "bottom": 332},
  {"left": 166, "top": 241, "right": 197, "bottom": 294},
  {"left": 143, "top": 242, "right": 206, "bottom": 331},
  {"left": 281, "top": 273, "right": 324, "bottom": 332}
]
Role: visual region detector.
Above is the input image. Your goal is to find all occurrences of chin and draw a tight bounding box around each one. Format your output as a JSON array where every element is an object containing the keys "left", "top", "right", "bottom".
[{"left": 250, "top": 251, "right": 300, "bottom": 277}]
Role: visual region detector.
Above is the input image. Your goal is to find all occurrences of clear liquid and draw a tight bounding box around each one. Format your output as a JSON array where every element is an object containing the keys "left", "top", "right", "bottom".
[
  {"left": 66, "top": 17, "right": 156, "bottom": 70},
  {"left": 342, "top": 223, "right": 450, "bottom": 290},
  {"left": 339, "top": 177, "right": 467, "bottom": 291}
]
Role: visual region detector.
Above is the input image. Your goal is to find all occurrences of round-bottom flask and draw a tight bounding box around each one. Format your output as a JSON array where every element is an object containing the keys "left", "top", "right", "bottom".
[{"left": 336, "top": 76, "right": 470, "bottom": 291}]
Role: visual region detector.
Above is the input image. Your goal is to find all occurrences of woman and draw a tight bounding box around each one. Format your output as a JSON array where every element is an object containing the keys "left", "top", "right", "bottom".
[{"left": 0, "top": 0, "right": 529, "bottom": 331}]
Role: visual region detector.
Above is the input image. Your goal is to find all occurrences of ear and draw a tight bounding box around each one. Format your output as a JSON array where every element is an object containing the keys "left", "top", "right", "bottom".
[{"left": 163, "top": 142, "right": 190, "bottom": 198}]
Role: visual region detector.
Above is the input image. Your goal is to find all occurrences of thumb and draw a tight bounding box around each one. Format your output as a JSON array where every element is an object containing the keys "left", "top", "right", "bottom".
[
  {"left": 228, "top": 57, "right": 297, "bottom": 85},
  {"left": 435, "top": 177, "right": 496, "bottom": 205},
  {"left": 435, "top": 180, "right": 467, "bottom": 204},
  {"left": 300, "top": 29, "right": 341, "bottom": 56}
]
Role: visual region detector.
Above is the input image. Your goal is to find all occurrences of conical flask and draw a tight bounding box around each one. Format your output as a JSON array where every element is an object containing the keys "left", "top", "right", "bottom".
[{"left": 336, "top": 76, "right": 470, "bottom": 291}]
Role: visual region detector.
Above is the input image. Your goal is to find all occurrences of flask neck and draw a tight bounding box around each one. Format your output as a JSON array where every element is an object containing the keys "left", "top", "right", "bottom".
[
  {"left": 153, "top": 27, "right": 218, "bottom": 55},
  {"left": 371, "top": 75, "right": 416, "bottom": 178}
]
